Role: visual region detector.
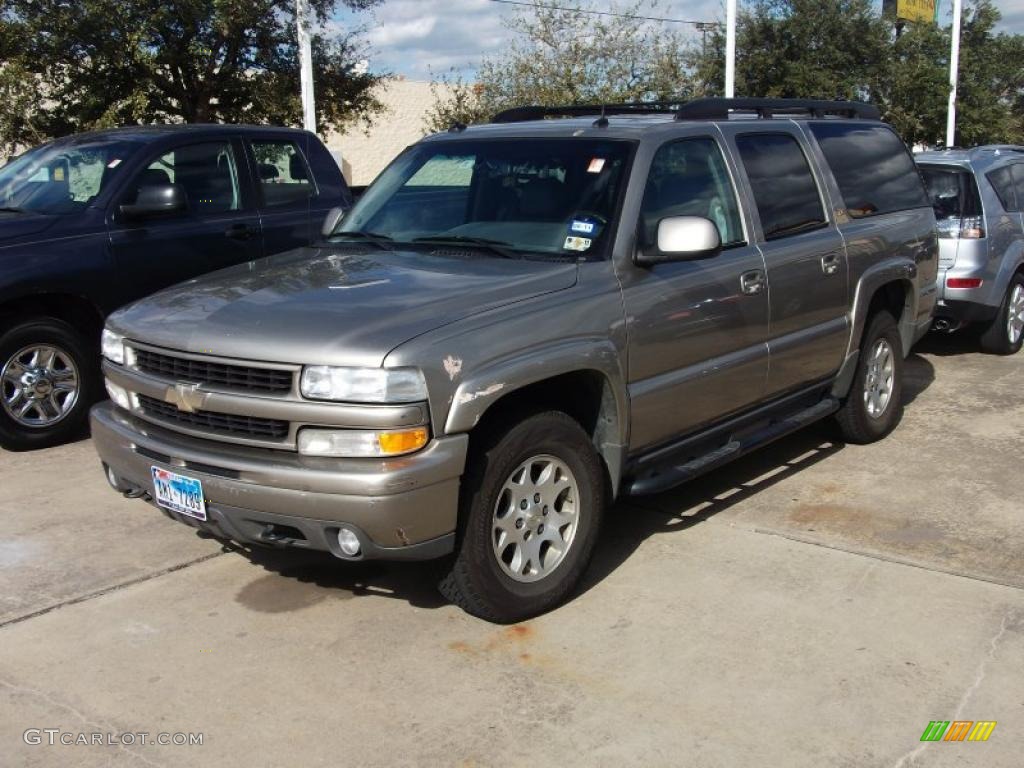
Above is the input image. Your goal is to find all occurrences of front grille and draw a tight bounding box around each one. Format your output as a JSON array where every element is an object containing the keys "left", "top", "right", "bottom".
[
  {"left": 133, "top": 349, "right": 293, "bottom": 394},
  {"left": 138, "top": 394, "right": 290, "bottom": 440}
]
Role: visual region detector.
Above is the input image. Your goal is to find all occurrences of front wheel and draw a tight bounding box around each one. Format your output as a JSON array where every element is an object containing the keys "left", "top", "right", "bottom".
[
  {"left": 833, "top": 310, "right": 904, "bottom": 445},
  {"left": 439, "top": 411, "right": 606, "bottom": 623},
  {"left": 979, "top": 274, "right": 1024, "bottom": 355},
  {"left": 0, "top": 318, "right": 99, "bottom": 450}
]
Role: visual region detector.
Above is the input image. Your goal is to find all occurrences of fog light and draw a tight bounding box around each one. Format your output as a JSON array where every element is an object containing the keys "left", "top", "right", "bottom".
[
  {"left": 337, "top": 527, "right": 361, "bottom": 556},
  {"left": 104, "top": 379, "right": 131, "bottom": 410},
  {"left": 105, "top": 465, "right": 120, "bottom": 490}
]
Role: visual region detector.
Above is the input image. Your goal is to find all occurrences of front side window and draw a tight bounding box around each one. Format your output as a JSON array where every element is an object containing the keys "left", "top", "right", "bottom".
[
  {"left": 736, "top": 133, "right": 827, "bottom": 240},
  {"left": 0, "top": 140, "right": 139, "bottom": 215},
  {"left": 810, "top": 123, "right": 928, "bottom": 218},
  {"left": 124, "top": 142, "right": 241, "bottom": 215},
  {"left": 921, "top": 165, "right": 984, "bottom": 239},
  {"left": 338, "top": 138, "right": 634, "bottom": 259},
  {"left": 252, "top": 140, "right": 315, "bottom": 207},
  {"left": 639, "top": 137, "right": 744, "bottom": 248}
]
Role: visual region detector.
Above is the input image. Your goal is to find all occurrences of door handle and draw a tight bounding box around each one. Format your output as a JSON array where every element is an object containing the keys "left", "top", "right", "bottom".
[
  {"left": 821, "top": 253, "right": 841, "bottom": 275},
  {"left": 225, "top": 224, "right": 254, "bottom": 241},
  {"left": 740, "top": 270, "right": 765, "bottom": 295}
]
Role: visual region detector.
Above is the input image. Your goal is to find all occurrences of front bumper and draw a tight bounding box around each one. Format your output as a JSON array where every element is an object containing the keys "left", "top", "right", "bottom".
[{"left": 90, "top": 402, "right": 467, "bottom": 560}]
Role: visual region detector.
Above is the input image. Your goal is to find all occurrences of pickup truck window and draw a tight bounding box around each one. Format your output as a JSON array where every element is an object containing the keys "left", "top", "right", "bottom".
[
  {"left": 252, "top": 140, "right": 316, "bottom": 207},
  {"left": 640, "top": 137, "right": 744, "bottom": 247},
  {"left": 0, "top": 140, "right": 139, "bottom": 214},
  {"left": 339, "top": 138, "right": 634, "bottom": 258},
  {"left": 736, "top": 133, "right": 827, "bottom": 241},
  {"left": 809, "top": 123, "right": 928, "bottom": 218},
  {"left": 124, "top": 141, "right": 241, "bottom": 214}
]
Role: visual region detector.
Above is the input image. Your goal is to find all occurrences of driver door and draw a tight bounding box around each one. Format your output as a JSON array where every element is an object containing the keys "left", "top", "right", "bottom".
[{"left": 619, "top": 136, "right": 770, "bottom": 451}]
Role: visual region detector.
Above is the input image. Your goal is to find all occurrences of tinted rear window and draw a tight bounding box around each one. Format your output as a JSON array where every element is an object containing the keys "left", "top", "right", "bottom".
[
  {"left": 920, "top": 165, "right": 983, "bottom": 238},
  {"left": 810, "top": 123, "right": 928, "bottom": 218}
]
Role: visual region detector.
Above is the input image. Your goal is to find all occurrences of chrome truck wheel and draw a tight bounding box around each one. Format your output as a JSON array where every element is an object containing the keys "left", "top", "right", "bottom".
[{"left": 1, "top": 344, "right": 80, "bottom": 428}]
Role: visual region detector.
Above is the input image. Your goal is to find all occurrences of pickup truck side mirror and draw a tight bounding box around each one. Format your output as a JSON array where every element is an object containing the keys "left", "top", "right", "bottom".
[
  {"left": 321, "top": 205, "right": 348, "bottom": 238},
  {"left": 635, "top": 216, "right": 722, "bottom": 266},
  {"left": 120, "top": 183, "right": 187, "bottom": 220}
]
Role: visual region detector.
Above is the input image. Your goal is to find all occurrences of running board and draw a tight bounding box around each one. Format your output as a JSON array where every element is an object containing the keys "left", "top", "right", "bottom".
[{"left": 624, "top": 397, "right": 839, "bottom": 496}]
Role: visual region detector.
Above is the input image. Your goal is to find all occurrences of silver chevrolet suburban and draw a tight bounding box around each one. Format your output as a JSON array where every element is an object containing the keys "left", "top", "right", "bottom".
[{"left": 92, "top": 98, "right": 938, "bottom": 622}]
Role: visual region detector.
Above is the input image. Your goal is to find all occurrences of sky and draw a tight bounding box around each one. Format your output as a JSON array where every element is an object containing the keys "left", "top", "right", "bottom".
[{"left": 333, "top": 0, "right": 1024, "bottom": 81}]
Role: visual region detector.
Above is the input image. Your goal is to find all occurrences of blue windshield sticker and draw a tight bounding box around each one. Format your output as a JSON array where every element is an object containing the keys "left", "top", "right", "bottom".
[{"left": 570, "top": 218, "right": 597, "bottom": 235}]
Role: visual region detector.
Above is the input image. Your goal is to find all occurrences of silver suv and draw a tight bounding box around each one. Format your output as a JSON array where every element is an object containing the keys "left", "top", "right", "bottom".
[
  {"left": 92, "top": 99, "right": 937, "bottom": 622},
  {"left": 916, "top": 146, "right": 1024, "bottom": 354}
]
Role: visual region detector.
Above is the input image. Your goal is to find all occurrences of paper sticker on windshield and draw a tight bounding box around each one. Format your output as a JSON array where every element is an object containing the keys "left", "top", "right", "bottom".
[
  {"left": 52, "top": 167, "right": 65, "bottom": 181},
  {"left": 587, "top": 158, "right": 606, "bottom": 174},
  {"left": 107, "top": 158, "right": 122, "bottom": 169},
  {"left": 564, "top": 236, "right": 592, "bottom": 252},
  {"left": 569, "top": 217, "right": 600, "bottom": 236}
]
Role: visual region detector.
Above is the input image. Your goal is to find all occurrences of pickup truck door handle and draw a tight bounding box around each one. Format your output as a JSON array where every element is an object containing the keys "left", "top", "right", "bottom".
[
  {"left": 821, "top": 253, "right": 841, "bottom": 275},
  {"left": 740, "top": 269, "right": 766, "bottom": 295},
  {"left": 225, "top": 224, "right": 254, "bottom": 241}
]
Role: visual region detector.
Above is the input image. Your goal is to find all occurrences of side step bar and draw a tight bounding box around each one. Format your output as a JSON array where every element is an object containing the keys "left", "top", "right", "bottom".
[{"left": 625, "top": 397, "right": 839, "bottom": 496}]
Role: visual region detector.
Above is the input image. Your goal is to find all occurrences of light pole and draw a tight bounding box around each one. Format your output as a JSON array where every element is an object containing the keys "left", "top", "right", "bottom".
[
  {"left": 725, "top": 0, "right": 736, "bottom": 98},
  {"left": 946, "top": 0, "right": 962, "bottom": 147},
  {"left": 296, "top": 0, "right": 316, "bottom": 133}
]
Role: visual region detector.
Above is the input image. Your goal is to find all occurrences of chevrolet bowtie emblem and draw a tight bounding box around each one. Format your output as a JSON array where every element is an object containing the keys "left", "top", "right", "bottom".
[{"left": 166, "top": 382, "right": 205, "bottom": 413}]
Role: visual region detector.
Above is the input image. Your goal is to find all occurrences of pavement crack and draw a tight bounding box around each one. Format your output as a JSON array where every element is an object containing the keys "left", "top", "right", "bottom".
[
  {"left": 889, "top": 611, "right": 1013, "bottom": 768},
  {"left": 0, "top": 551, "right": 225, "bottom": 630},
  {"left": 0, "top": 677, "right": 166, "bottom": 767}
]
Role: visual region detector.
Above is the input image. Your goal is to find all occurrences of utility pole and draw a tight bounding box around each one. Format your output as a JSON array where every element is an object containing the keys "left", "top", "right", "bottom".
[
  {"left": 296, "top": 0, "right": 316, "bottom": 133},
  {"left": 946, "top": 0, "right": 962, "bottom": 147},
  {"left": 725, "top": 0, "right": 737, "bottom": 98}
]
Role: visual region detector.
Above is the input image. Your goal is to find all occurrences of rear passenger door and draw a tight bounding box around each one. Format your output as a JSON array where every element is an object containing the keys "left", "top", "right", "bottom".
[
  {"left": 107, "top": 137, "right": 263, "bottom": 305},
  {"left": 246, "top": 136, "right": 320, "bottom": 255},
  {"left": 728, "top": 129, "right": 848, "bottom": 398}
]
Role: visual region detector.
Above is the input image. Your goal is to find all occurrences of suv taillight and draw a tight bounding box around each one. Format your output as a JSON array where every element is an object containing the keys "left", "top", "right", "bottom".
[{"left": 938, "top": 216, "right": 985, "bottom": 239}]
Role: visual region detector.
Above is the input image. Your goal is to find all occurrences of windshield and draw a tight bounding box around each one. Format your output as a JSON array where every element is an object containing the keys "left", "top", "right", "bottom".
[
  {"left": 0, "top": 139, "right": 140, "bottom": 215},
  {"left": 336, "top": 138, "right": 634, "bottom": 258}
]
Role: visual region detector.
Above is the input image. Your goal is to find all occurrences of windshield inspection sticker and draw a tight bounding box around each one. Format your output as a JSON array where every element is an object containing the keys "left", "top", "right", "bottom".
[
  {"left": 106, "top": 158, "right": 122, "bottom": 169},
  {"left": 563, "top": 236, "right": 592, "bottom": 252},
  {"left": 569, "top": 218, "right": 597, "bottom": 235},
  {"left": 587, "top": 158, "right": 606, "bottom": 174}
]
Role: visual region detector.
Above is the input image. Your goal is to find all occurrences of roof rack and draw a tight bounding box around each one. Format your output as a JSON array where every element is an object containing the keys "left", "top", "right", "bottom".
[{"left": 490, "top": 97, "right": 881, "bottom": 124}]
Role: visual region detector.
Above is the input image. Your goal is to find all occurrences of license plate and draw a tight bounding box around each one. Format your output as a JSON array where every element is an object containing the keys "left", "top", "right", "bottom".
[{"left": 151, "top": 467, "right": 207, "bottom": 521}]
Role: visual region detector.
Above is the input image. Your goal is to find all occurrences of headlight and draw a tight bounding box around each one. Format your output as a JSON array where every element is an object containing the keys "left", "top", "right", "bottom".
[
  {"left": 101, "top": 329, "right": 125, "bottom": 365},
  {"left": 300, "top": 366, "right": 427, "bottom": 403},
  {"left": 297, "top": 427, "right": 429, "bottom": 457}
]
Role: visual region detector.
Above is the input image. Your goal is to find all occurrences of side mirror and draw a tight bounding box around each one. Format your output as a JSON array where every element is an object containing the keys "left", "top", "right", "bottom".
[
  {"left": 321, "top": 205, "right": 347, "bottom": 238},
  {"left": 120, "top": 183, "right": 187, "bottom": 219},
  {"left": 636, "top": 216, "right": 722, "bottom": 266}
]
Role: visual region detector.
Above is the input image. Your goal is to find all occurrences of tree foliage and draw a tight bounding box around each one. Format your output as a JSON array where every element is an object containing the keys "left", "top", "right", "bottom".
[
  {"left": 0, "top": 0, "right": 386, "bottom": 151},
  {"left": 428, "top": 0, "right": 1024, "bottom": 147}
]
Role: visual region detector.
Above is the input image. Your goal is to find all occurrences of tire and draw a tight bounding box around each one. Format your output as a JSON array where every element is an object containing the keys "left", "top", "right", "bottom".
[
  {"left": 833, "top": 310, "right": 904, "bottom": 445},
  {"left": 0, "top": 318, "right": 100, "bottom": 451},
  {"left": 978, "top": 273, "right": 1024, "bottom": 355},
  {"left": 439, "top": 411, "right": 606, "bottom": 623}
]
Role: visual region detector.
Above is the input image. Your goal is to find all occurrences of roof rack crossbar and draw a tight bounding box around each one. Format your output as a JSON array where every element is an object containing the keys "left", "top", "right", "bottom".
[{"left": 489, "top": 97, "right": 881, "bottom": 124}]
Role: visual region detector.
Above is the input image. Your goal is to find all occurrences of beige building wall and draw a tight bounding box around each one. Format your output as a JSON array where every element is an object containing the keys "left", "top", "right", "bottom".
[{"left": 324, "top": 78, "right": 449, "bottom": 187}]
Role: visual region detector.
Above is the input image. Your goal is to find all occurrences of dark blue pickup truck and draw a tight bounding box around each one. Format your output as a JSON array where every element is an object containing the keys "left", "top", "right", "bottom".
[{"left": 0, "top": 124, "right": 351, "bottom": 450}]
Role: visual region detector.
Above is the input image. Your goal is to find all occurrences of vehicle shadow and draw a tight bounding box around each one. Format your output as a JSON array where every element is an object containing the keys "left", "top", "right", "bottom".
[
  {"left": 913, "top": 330, "right": 982, "bottom": 357},
  {"left": 209, "top": 355, "right": 937, "bottom": 615}
]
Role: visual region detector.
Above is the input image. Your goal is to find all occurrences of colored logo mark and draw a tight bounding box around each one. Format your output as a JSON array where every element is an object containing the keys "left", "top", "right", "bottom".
[{"left": 920, "top": 721, "right": 996, "bottom": 742}]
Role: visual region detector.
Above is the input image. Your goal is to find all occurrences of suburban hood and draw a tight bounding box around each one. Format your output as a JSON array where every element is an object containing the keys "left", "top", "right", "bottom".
[
  {"left": 110, "top": 246, "right": 579, "bottom": 367},
  {"left": 0, "top": 212, "right": 59, "bottom": 244}
]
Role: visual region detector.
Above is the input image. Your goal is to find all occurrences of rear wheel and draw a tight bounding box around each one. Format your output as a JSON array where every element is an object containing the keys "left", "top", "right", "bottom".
[
  {"left": 833, "top": 310, "right": 904, "bottom": 445},
  {"left": 0, "top": 319, "right": 98, "bottom": 450},
  {"left": 439, "top": 411, "right": 606, "bottom": 623},
  {"left": 979, "top": 274, "right": 1024, "bottom": 355}
]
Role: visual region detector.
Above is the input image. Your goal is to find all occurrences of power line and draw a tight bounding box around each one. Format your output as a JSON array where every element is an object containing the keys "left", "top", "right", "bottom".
[{"left": 486, "top": 0, "right": 722, "bottom": 27}]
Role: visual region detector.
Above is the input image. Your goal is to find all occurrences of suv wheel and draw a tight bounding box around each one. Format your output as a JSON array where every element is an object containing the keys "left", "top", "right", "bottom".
[
  {"left": 979, "top": 273, "right": 1024, "bottom": 355},
  {"left": 0, "top": 319, "right": 98, "bottom": 451},
  {"left": 833, "top": 310, "right": 904, "bottom": 445},
  {"left": 439, "top": 411, "right": 606, "bottom": 623}
]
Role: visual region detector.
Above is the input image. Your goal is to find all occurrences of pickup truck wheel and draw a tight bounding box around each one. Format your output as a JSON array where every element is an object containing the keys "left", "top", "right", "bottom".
[
  {"left": 0, "top": 319, "right": 98, "bottom": 451},
  {"left": 979, "top": 274, "right": 1024, "bottom": 355},
  {"left": 833, "top": 310, "right": 904, "bottom": 445},
  {"left": 439, "top": 411, "right": 605, "bottom": 623}
]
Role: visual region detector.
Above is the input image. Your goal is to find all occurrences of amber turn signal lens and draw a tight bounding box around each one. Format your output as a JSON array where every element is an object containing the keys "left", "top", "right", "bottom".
[{"left": 378, "top": 427, "right": 429, "bottom": 455}]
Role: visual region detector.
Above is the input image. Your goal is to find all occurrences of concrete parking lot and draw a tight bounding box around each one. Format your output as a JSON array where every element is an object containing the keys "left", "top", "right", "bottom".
[{"left": 1, "top": 334, "right": 1022, "bottom": 767}]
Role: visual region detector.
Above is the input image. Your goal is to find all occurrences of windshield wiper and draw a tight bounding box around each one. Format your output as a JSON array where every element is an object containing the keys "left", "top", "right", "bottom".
[
  {"left": 329, "top": 230, "right": 394, "bottom": 250},
  {"left": 411, "top": 235, "right": 519, "bottom": 259},
  {"left": 0, "top": 205, "right": 25, "bottom": 214}
]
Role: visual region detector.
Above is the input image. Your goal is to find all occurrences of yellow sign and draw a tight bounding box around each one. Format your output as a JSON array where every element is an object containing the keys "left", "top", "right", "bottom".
[{"left": 884, "top": 0, "right": 938, "bottom": 23}]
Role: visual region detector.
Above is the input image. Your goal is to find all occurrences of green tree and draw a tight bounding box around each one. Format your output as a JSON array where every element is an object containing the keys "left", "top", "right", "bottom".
[
  {"left": 425, "top": 0, "right": 702, "bottom": 132},
  {"left": 0, "top": 0, "right": 386, "bottom": 151}
]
